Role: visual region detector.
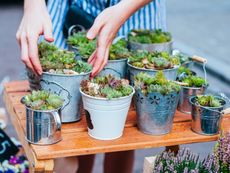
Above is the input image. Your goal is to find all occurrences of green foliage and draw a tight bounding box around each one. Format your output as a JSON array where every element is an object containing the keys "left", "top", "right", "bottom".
[
  {"left": 129, "top": 51, "right": 180, "bottom": 70},
  {"left": 182, "top": 76, "right": 206, "bottom": 87},
  {"left": 196, "top": 95, "right": 222, "bottom": 107},
  {"left": 38, "top": 42, "right": 92, "bottom": 74},
  {"left": 134, "top": 71, "right": 181, "bottom": 95},
  {"left": 178, "top": 66, "right": 193, "bottom": 76},
  {"left": 22, "top": 90, "right": 64, "bottom": 110},
  {"left": 109, "top": 39, "right": 130, "bottom": 60},
  {"left": 67, "top": 31, "right": 90, "bottom": 46},
  {"left": 128, "top": 29, "right": 172, "bottom": 44},
  {"left": 80, "top": 75, "right": 133, "bottom": 99},
  {"left": 77, "top": 40, "right": 96, "bottom": 60}
]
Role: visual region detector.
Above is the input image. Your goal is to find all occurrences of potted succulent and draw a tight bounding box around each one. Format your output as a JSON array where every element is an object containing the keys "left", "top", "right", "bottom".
[
  {"left": 21, "top": 90, "right": 64, "bottom": 145},
  {"left": 190, "top": 94, "right": 230, "bottom": 135},
  {"left": 80, "top": 75, "right": 135, "bottom": 140},
  {"left": 134, "top": 71, "right": 181, "bottom": 135},
  {"left": 128, "top": 51, "right": 180, "bottom": 84},
  {"left": 177, "top": 67, "right": 208, "bottom": 114},
  {"left": 68, "top": 32, "right": 131, "bottom": 78},
  {"left": 128, "top": 29, "right": 173, "bottom": 53},
  {"left": 38, "top": 42, "right": 92, "bottom": 123}
]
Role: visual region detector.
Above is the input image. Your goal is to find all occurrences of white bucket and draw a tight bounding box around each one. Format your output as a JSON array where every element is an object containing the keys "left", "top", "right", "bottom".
[{"left": 80, "top": 88, "right": 135, "bottom": 140}]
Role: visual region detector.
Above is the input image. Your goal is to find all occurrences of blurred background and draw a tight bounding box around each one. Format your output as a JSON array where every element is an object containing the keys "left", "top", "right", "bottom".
[{"left": 0, "top": 0, "right": 229, "bottom": 172}]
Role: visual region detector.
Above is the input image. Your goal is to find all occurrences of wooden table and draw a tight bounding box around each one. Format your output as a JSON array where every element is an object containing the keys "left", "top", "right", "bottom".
[{"left": 3, "top": 81, "right": 230, "bottom": 173}]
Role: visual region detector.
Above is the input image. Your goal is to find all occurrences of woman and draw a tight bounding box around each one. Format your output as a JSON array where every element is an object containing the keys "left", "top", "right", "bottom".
[{"left": 16, "top": 0, "right": 166, "bottom": 172}]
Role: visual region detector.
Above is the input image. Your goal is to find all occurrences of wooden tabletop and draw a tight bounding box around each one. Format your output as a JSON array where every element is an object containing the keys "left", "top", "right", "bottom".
[{"left": 3, "top": 81, "right": 230, "bottom": 160}]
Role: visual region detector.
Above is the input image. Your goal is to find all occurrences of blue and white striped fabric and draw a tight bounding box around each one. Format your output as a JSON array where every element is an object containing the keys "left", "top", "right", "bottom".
[{"left": 47, "top": 0, "right": 166, "bottom": 49}]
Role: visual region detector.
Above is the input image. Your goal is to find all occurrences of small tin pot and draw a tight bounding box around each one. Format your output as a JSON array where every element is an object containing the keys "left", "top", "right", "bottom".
[
  {"left": 41, "top": 71, "right": 91, "bottom": 123},
  {"left": 127, "top": 62, "right": 179, "bottom": 85},
  {"left": 135, "top": 90, "right": 180, "bottom": 135},
  {"left": 177, "top": 85, "right": 208, "bottom": 114},
  {"left": 128, "top": 41, "right": 173, "bottom": 54},
  {"left": 80, "top": 87, "right": 135, "bottom": 140},
  {"left": 24, "top": 104, "right": 62, "bottom": 145},
  {"left": 190, "top": 96, "right": 227, "bottom": 135}
]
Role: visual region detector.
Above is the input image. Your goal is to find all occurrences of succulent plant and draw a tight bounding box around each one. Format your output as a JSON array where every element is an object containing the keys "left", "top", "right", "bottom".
[
  {"left": 109, "top": 39, "right": 130, "bottom": 60},
  {"left": 22, "top": 90, "right": 64, "bottom": 110},
  {"left": 67, "top": 31, "right": 91, "bottom": 46},
  {"left": 134, "top": 71, "right": 181, "bottom": 95},
  {"left": 38, "top": 42, "right": 92, "bottom": 74},
  {"left": 129, "top": 51, "right": 180, "bottom": 70},
  {"left": 196, "top": 95, "right": 223, "bottom": 107},
  {"left": 128, "top": 29, "right": 172, "bottom": 44},
  {"left": 80, "top": 75, "right": 133, "bottom": 99},
  {"left": 181, "top": 76, "right": 206, "bottom": 87}
]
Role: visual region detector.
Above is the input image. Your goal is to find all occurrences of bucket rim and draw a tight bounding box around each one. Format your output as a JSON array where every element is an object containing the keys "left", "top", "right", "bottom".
[
  {"left": 80, "top": 86, "right": 135, "bottom": 101},
  {"left": 189, "top": 95, "right": 226, "bottom": 109},
  {"left": 181, "top": 83, "right": 209, "bottom": 90},
  {"left": 128, "top": 40, "right": 173, "bottom": 46},
  {"left": 42, "top": 70, "right": 92, "bottom": 77},
  {"left": 135, "top": 88, "right": 180, "bottom": 97},
  {"left": 127, "top": 61, "right": 179, "bottom": 72}
]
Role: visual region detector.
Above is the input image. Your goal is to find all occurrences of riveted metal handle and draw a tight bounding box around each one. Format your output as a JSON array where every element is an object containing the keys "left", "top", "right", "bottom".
[
  {"left": 192, "top": 55, "right": 208, "bottom": 64},
  {"left": 221, "top": 108, "right": 230, "bottom": 115}
]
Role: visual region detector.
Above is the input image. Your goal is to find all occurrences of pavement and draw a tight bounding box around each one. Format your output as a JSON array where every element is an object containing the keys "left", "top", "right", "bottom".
[{"left": 0, "top": 1, "right": 229, "bottom": 173}]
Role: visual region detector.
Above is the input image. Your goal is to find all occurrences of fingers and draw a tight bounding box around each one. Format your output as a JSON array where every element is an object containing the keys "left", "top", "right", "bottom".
[
  {"left": 88, "top": 50, "right": 97, "bottom": 65},
  {"left": 20, "top": 33, "right": 34, "bottom": 71},
  {"left": 43, "top": 21, "right": 54, "bottom": 42},
  {"left": 27, "top": 34, "right": 43, "bottom": 75},
  {"left": 87, "top": 18, "right": 103, "bottom": 40}
]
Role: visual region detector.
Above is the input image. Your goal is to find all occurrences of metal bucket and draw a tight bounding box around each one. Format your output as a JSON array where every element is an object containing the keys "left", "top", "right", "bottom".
[
  {"left": 98, "top": 59, "right": 128, "bottom": 79},
  {"left": 68, "top": 45, "right": 82, "bottom": 60},
  {"left": 135, "top": 90, "right": 180, "bottom": 135},
  {"left": 26, "top": 67, "right": 41, "bottom": 90},
  {"left": 128, "top": 41, "right": 173, "bottom": 54},
  {"left": 25, "top": 106, "right": 62, "bottom": 145},
  {"left": 177, "top": 85, "right": 207, "bottom": 114},
  {"left": 190, "top": 96, "right": 226, "bottom": 135},
  {"left": 80, "top": 87, "right": 135, "bottom": 140},
  {"left": 127, "top": 63, "right": 179, "bottom": 85},
  {"left": 41, "top": 72, "right": 90, "bottom": 123},
  {"left": 181, "top": 61, "right": 194, "bottom": 69}
]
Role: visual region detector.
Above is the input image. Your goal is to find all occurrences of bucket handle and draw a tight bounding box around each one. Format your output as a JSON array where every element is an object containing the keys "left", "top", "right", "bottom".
[
  {"left": 101, "top": 67, "right": 122, "bottom": 78},
  {"left": 68, "top": 25, "right": 86, "bottom": 37},
  {"left": 221, "top": 108, "right": 230, "bottom": 116},
  {"left": 49, "top": 111, "right": 62, "bottom": 131},
  {"left": 40, "top": 79, "right": 72, "bottom": 110},
  {"left": 191, "top": 55, "right": 208, "bottom": 64}
]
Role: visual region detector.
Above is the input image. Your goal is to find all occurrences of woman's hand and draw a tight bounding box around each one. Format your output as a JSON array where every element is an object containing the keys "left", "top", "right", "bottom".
[
  {"left": 87, "top": 0, "right": 151, "bottom": 77},
  {"left": 16, "top": 0, "right": 53, "bottom": 75}
]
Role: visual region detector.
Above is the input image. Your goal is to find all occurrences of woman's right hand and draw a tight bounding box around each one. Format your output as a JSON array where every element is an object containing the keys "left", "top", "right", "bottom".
[{"left": 16, "top": 0, "right": 53, "bottom": 75}]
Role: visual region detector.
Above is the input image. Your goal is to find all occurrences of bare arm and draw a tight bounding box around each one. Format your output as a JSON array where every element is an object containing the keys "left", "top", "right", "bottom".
[
  {"left": 16, "top": 0, "right": 53, "bottom": 75},
  {"left": 87, "top": 0, "right": 152, "bottom": 77}
]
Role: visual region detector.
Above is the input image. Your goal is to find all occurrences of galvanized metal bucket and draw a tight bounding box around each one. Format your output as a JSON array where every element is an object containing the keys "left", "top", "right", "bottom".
[
  {"left": 98, "top": 59, "right": 128, "bottom": 79},
  {"left": 41, "top": 72, "right": 90, "bottom": 123},
  {"left": 190, "top": 96, "right": 227, "bottom": 135},
  {"left": 127, "top": 62, "right": 179, "bottom": 85},
  {"left": 80, "top": 87, "right": 135, "bottom": 140},
  {"left": 128, "top": 41, "right": 173, "bottom": 54},
  {"left": 26, "top": 67, "right": 41, "bottom": 90},
  {"left": 177, "top": 85, "right": 208, "bottom": 114},
  {"left": 135, "top": 90, "right": 180, "bottom": 135},
  {"left": 24, "top": 105, "right": 62, "bottom": 145}
]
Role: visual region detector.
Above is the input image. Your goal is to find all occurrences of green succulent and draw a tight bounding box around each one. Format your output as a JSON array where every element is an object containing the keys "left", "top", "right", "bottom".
[
  {"left": 80, "top": 75, "right": 133, "bottom": 99},
  {"left": 181, "top": 76, "right": 206, "bottom": 87},
  {"left": 134, "top": 71, "right": 181, "bottom": 95},
  {"left": 22, "top": 90, "right": 64, "bottom": 110},
  {"left": 109, "top": 39, "right": 130, "bottom": 60},
  {"left": 177, "top": 66, "right": 193, "bottom": 76},
  {"left": 129, "top": 51, "right": 180, "bottom": 70},
  {"left": 67, "top": 31, "right": 90, "bottom": 46},
  {"left": 38, "top": 42, "right": 92, "bottom": 74},
  {"left": 128, "top": 29, "right": 172, "bottom": 44},
  {"left": 196, "top": 95, "right": 222, "bottom": 107}
]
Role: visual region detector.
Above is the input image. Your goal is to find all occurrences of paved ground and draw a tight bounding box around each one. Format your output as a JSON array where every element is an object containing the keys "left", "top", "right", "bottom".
[{"left": 0, "top": 1, "right": 229, "bottom": 173}]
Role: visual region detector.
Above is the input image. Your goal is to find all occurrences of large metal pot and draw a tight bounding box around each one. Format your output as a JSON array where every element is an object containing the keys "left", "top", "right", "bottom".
[
  {"left": 128, "top": 41, "right": 173, "bottom": 54},
  {"left": 40, "top": 71, "right": 90, "bottom": 123},
  {"left": 127, "top": 62, "right": 179, "bottom": 85},
  {"left": 135, "top": 90, "right": 180, "bottom": 135},
  {"left": 177, "top": 85, "right": 208, "bottom": 114},
  {"left": 190, "top": 96, "right": 229, "bottom": 135}
]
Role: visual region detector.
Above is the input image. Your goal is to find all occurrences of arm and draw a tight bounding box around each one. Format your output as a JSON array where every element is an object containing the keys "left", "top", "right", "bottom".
[
  {"left": 16, "top": 0, "right": 53, "bottom": 75},
  {"left": 87, "top": 0, "right": 151, "bottom": 77}
]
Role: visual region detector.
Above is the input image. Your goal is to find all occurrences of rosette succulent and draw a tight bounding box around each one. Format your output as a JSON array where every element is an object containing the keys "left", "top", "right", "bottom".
[
  {"left": 195, "top": 95, "right": 223, "bottom": 107},
  {"left": 134, "top": 71, "right": 181, "bottom": 95},
  {"left": 80, "top": 75, "right": 133, "bottom": 99},
  {"left": 38, "top": 42, "right": 92, "bottom": 74},
  {"left": 129, "top": 51, "right": 180, "bottom": 70},
  {"left": 128, "top": 29, "right": 172, "bottom": 44},
  {"left": 22, "top": 90, "right": 64, "bottom": 110}
]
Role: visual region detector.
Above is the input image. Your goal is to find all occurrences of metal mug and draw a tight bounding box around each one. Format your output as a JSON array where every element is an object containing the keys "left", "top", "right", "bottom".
[{"left": 25, "top": 105, "right": 62, "bottom": 145}]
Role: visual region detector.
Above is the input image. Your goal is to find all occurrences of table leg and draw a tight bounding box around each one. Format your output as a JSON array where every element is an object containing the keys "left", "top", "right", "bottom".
[
  {"left": 29, "top": 159, "right": 54, "bottom": 173},
  {"left": 165, "top": 145, "right": 180, "bottom": 154}
]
